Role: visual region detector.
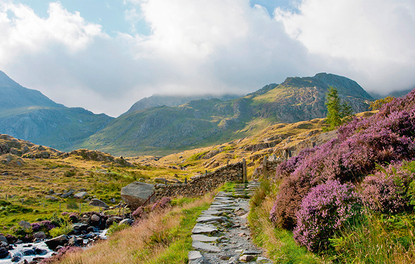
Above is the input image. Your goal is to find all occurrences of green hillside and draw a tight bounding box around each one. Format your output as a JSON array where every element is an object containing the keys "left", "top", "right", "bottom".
[{"left": 78, "top": 73, "right": 372, "bottom": 155}]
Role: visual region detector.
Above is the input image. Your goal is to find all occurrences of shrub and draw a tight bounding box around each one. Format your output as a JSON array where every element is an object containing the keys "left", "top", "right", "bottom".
[
  {"left": 151, "top": 197, "right": 171, "bottom": 211},
  {"left": 132, "top": 206, "right": 144, "bottom": 219},
  {"left": 273, "top": 90, "right": 415, "bottom": 230},
  {"left": 293, "top": 180, "right": 361, "bottom": 252}
]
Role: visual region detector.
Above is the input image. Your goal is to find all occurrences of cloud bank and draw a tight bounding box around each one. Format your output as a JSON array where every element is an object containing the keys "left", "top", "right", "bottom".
[{"left": 0, "top": 0, "right": 414, "bottom": 116}]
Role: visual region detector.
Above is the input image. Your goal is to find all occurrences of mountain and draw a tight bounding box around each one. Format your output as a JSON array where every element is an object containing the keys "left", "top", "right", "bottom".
[
  {"left": 0, "top": 70, "right": 113, "bottom": 150},
  {"left": 78, "top": 73, "right": 372, "bottom": 156},
  {"left": 125, "top": 93, "right": 242, "bottom": 114},
  {"left": 0, "top": 71, "right": 62, "bottom": 110}
]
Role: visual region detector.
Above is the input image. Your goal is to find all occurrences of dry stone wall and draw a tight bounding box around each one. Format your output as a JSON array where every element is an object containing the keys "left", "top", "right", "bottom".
[{"left": 155, "top": 162, "right": 244, "bottom": 199}]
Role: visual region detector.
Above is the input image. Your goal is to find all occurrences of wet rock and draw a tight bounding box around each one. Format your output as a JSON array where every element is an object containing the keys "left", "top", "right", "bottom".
[
  {"left": 72, "top": 223, "right": 89, "bottom": 234},
  {"left": 90, "top": 214, "right": 100, "bottom": 222},
  {"left": 68, "top": 237, "right": 83, "bottom": 247},
  {"left": 33, "top": 231, "right": 46, "bottom": 240},
  {"left": 11, "top": 251, "right": 23, "bottom": 262},
  {"left": 44, "top": 235, "right": 69, "bottom": 250},
  {"left": 0, "top": 247, "right": 9, "bottom": 259},
  {"left": 0, "top": 234, "right": 7, "bottom": 244},
  {"left": 119, "top": 218, "right": 134, "bottom": 226}
]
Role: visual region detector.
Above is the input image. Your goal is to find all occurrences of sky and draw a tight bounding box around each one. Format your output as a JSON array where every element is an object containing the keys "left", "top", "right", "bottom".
[{"left": 0, "top": 0, "right": 414, "bottom": 117}]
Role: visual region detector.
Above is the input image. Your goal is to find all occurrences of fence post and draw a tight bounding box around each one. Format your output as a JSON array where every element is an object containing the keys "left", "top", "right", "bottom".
[
  {"left": 263, "top": 156, "right": 268, "bottom": 178},
  {"left": 242, "top": 159, "right": 247, "bottom": 183}
]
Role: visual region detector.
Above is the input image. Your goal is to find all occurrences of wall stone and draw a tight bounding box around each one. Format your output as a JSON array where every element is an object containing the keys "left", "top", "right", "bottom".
[{"left": 155, "top": 162, "right": 244, "bottom": 198}]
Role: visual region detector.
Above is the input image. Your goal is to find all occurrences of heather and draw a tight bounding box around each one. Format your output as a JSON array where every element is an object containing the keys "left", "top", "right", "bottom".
[
  {"left": 272, "top": 89, "right": 415, "bottom": 230},
  {"left": 293, "top": 180, "right": 361, "bottom": 252},
  {"left": 269, "top": 89, "right": 415, "bottom": 258}
]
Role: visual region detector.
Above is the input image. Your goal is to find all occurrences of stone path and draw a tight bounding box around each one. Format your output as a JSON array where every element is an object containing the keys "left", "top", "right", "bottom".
[{"left": 189, "top": 182, "right": 273, "bottom": 264}]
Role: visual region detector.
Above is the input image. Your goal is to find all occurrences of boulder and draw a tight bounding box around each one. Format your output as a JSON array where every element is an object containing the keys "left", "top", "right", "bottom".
[
  {"left": 19, "top": 220, "right": 31, "bottom": 229},
  {"left": 119, "top": 218, "right": 134, "bottom": 226},
  {"left": 91, "top": 214, "right": 100, "bottom": 222},
  {"left": 33, "top": 231, "right": 46, "bottom": 240},
  {"left": 45, "top": 195, "right": 58, "bottom": 201},
  {"left": 74, "top": 192, "right": 88, "bottom": 199},
  {"left": 121, "top": 182, "right": 155, "bottom": 210},
  {"left": 0, "top": 247, "right": 8, "bottom": 259},
  {"left": 89, "top": 198, "right": 108, "bottom": 208},
  {"left": 44, "top": 235, "right": 69, "bottom": 250},
  {"left": 0, "top": 234, "right": 7, "bottom": 244}
]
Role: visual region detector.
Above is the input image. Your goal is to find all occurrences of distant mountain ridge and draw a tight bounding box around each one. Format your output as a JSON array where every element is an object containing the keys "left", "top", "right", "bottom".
[
  {"left": 0, "top": 70, "right": 113, "bottom": 150},
  {"left": 78, "top": 73, "right": 372, "bottom": 156},
  {"left": 0, "top": 71, "right": 373, "bottom": 155},
  {"left": 125, "top": 93, "right": 242, "bottom": 114},
  {"left": 0, "top": 71, "right": 62, "bottom": 110}
]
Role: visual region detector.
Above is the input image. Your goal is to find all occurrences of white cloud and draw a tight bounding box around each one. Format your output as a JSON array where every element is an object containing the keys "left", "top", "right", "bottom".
[
  {"left": 275, "top": 0, "right": 415, "bottom": 93},
  {"left": 1, "top": 0, "right": 415, "bottom": 117}
]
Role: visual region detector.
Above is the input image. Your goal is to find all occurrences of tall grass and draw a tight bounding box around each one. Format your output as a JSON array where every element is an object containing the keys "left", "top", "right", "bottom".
[
  {"left": 54, "top": 194, "right": 212, "bottom": 264},
  {"left": 330, "top": 213, "right": 415, "bottom": 263},
  {"left": 248, "top": 179, "right": 325, "bottom": 263}
]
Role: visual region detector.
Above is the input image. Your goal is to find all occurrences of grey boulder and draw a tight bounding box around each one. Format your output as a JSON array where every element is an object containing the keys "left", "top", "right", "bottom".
[{"left": 121, "top": 182, "right": 155, "bottom": 210}]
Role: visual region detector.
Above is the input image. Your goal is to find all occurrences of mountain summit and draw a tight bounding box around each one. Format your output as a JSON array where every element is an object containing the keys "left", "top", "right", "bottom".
[{"left": 0, "top": 71, "right": 61, "bottom": 110}]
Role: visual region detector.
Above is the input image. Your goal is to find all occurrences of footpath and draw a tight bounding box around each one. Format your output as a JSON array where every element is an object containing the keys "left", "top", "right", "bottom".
[{"left": 189, "top": 181, "right": 273, "bottom": 264}]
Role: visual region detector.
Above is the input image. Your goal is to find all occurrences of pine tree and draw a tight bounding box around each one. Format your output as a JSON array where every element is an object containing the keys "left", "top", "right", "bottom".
[{"left": 325, "top": 86, "right": 353, "bottom": 130}]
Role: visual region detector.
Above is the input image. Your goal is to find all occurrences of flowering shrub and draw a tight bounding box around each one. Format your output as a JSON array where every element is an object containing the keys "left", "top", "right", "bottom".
[
  {"left": 273, "top": 89, "right": 415, "bottom": 230},
  {"left": 31, "top": 220, "right": 56, "bottom": 232},
  {"left": 151, "top": 197, "right": 171, "bottom": 211},
  {"left": 132, "top": 206, "right": 144, "bottom": 219},
  {"left": 39, "top": 246, "right": 82, "bottom": 264},
  {"left": 293, "top": 180, "right": 361, "bottom": 252},
  {"left": 359, "top": 164, "right": 414, "bottom": 213}
]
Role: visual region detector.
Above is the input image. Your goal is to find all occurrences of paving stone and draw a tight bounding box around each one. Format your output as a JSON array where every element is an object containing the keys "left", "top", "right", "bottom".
[
  {"left": 192, "top": 241, "right": 221, "bottom": 253},
  {"left": 192, "top": 223, "right": 218, "bottom": 234},
  {"left": 192, "top": 234, "right": 219, "bottom": 242},
  {"left": 189, "top": 251, "right": 205, "bottom": 264},
  {"left": 197, "top": 216, "right": 227, "bottom": 223}
]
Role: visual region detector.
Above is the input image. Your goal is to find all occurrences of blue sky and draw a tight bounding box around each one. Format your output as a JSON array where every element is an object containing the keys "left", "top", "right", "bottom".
[{"left": 1, "top": 0, "right": 414, "bottom": 116}]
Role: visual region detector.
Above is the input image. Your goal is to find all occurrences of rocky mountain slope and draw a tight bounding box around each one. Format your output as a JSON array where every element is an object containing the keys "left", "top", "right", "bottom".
[
  {"left": 125, "top": 93, "right": 241, "bottom": 114},
  {"left": 0, "top": 71, "right": 113, "bottom": 150},
  {"left": 79, "top": 73, "right": 372, "bottom": 155}
]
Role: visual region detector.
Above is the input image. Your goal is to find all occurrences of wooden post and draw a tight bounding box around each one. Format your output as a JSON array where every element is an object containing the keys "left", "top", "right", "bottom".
[
  {"left": 242, "top": 158, "right": 247, "bottom": 183},
  {"left": 59, "top": 203, "right": 61, "bottom": 211},
  {"left": 263, "top": 156, "right": 268, "bottom": 178},
  {"left": 79, "top": 203, "right": 81, "bottom": 214}
]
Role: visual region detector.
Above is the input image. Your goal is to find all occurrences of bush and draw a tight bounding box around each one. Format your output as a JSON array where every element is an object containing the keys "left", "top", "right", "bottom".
[
  {"left": 107, "top": 222, "right": 129, "bottom": 236},
  {"left": 293, "top": 180, "right": 361, "bottom": 252},
  {"left": 359, "top": 165, "right": 413, "bottom": 214},
  {"left": 273, "top": 90, "right": 415, "bottom": 230}
]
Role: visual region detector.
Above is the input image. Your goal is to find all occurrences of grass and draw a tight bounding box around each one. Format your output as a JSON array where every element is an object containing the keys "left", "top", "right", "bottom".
[
  {"left": 53, "top": 194, "right": 213, "bottom": 264},
  {"left": 329, "top": 213, "right": 415, "bottom": 263},
  {"left": 248, "top": 179, "right": 326, "bottom": 264}
]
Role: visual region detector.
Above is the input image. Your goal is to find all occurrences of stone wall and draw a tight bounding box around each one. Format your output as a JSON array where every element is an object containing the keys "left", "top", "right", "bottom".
[{"left": 155, "top": 162, "right": 244, "bottom": 198}]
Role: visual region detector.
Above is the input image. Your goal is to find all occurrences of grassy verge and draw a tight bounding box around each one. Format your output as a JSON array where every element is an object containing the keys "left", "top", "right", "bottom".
[
  {"left": 54, "top": 194, "right": 213, "bottom": 264},
  {"left": 330, "top": 213, "right": 415, "bottom": 263},
  {"left": 248, "top": 179, "right": 325, "bottom": 264}
]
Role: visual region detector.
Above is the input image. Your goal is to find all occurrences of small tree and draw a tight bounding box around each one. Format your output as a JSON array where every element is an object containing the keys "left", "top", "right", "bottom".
[
  {"left": 325, "top": 86, "right": 353, "bottom": 130},
  {"left": 369, "top": 96, "right": 395, "bottom": 110}
]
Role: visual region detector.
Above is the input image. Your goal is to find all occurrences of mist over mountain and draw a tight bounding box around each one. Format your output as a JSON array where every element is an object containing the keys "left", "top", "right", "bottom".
[
  {"left": 0, "top": 71, "right": 373, "bottom": 155},
  {"left": 78, "top": 73, "right": 372, "bottom": 156},
  {"left": 125, "top": 94, "right": 242, "bottom": 114}
]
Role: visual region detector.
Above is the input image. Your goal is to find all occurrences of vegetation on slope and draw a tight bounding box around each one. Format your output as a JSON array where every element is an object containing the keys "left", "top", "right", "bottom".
[{"left": 250, "top": 88, "right": 415, "bottom": 263}]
